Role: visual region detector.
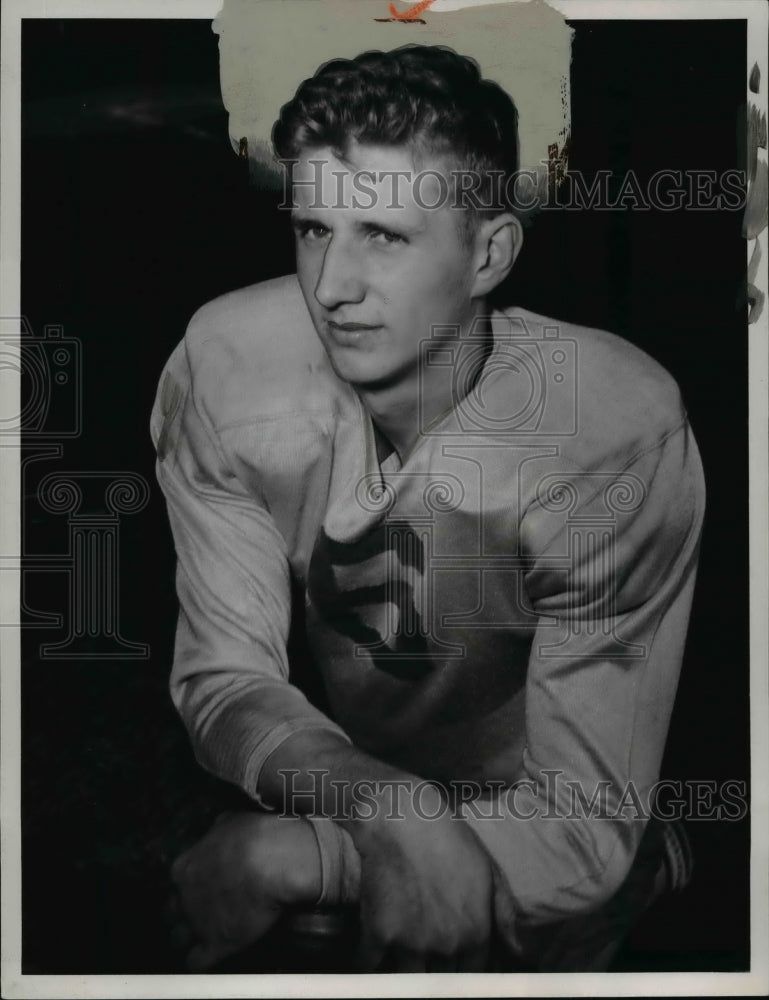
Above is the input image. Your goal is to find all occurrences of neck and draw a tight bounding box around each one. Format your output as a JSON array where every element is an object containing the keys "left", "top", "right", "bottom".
[{"left": 356, "top": 303, "right": 494, "bottom": 461}]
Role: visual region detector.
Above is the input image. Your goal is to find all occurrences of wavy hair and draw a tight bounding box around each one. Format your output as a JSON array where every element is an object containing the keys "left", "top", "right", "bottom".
[{"left": 272, "top": 45, "right": 519, "bottom": 234}]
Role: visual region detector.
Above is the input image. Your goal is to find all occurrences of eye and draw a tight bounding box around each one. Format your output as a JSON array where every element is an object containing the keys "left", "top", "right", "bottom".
[
  {"left": 294, "top": 221, "right": 330, "bottom": 241},
  {"left": 370, "top": 228, "right": 406, "bottom": 246}
]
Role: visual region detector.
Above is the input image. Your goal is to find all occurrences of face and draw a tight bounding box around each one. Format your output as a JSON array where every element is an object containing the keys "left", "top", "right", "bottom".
[{"left": 291, "top": 142, "right": 481, "bottom": 390}]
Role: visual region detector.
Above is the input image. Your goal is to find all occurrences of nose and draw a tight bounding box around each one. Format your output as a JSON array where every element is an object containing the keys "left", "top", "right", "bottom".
[{"left": 314, "top": 234, "right": 366, "bottom": 310}]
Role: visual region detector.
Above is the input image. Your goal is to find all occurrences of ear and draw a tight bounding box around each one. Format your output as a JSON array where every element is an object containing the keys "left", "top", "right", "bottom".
[{"left": 470, "top": 213, "right": 523, "bottom": 299}]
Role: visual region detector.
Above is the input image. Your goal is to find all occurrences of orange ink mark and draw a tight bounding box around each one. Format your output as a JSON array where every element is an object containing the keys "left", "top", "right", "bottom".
[{"left": 388, "top": 0, "right": 436, "bottom": 20}]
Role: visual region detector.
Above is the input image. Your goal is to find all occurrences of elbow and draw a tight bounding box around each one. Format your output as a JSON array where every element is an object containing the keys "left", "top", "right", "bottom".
[{"left": 560, "top": 816, "right": 645, "bottom": 915}]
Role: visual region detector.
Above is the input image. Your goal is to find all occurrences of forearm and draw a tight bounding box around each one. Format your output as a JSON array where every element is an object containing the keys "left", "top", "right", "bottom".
[
  {"left": 258, "top": 726, "right": 451, "bottom": 906},
  {"left": 257, "top": 726, "right": 439, "bottom": 824},
  {"left": 180, "top": 722, "right": 497, "bottom": 971},
  {"left": 175, "top": 669, "right": 354, "bottom": 806}
]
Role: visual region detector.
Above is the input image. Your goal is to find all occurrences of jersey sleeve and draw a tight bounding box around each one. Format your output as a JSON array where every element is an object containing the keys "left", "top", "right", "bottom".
[
  {"left": 150, "top": 330, "right": 351, "bottom": 805},
  {"left": 459, "top": 415, "right": 706, "bottom": 947}
]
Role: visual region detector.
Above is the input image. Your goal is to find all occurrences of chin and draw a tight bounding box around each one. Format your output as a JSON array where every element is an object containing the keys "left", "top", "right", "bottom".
[{"left": 326, "top": 349, "right": 406, "bottom": 391}]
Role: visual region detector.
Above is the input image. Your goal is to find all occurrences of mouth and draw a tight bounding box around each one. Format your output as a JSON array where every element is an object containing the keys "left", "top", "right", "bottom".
[
  {"left": 327, "top": 320, "right": 381, "bottom": 332},
  {"left": 325, "top": 319, "right": 383, "bottom": 345}
]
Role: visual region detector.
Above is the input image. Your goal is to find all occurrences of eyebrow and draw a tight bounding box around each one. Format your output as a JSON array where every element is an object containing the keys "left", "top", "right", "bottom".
[
  {"left": 359, "top": 219, "right": 415, "bottom": 238},
  {"left": 290, "top": 211, "right": 423, "bottom": 238}
]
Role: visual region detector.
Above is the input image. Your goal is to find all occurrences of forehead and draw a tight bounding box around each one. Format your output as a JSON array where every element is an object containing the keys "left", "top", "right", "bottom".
[{"left": 290, "top": 142, "right": 459, "bottom": 228}]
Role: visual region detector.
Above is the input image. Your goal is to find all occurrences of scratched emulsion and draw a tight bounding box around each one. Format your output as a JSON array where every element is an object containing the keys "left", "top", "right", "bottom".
[
  {"left": 745, "top": 95, "right": 768, "bottom": 241},
  {"left": 213, "top": 0, "right": 572, "bottom": 191},
  {"left": 747, "top": 101, "right": 768, "bottom": 185},
  {"left": 747, "top": 236, "right": 764, "bottom": 324},
  {"left": 745, "top": 61, "right": 768, "bottom": 322}
]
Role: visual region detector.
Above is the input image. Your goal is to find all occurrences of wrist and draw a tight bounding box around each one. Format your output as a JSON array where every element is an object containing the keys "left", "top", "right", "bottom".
[
  {"left": 343, "top": 776, "right": 448, "bottom": 848},
  {"left": 305, "top": 815, "right": 362, "bottom": 907},
  {"left": 265, "top": 815, "right": 323, "bottom": 906}
]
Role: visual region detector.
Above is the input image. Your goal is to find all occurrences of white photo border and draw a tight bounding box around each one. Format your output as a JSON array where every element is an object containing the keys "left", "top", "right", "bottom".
[{"left": 1, "top": 1, "right": 767, "bottom": 996}]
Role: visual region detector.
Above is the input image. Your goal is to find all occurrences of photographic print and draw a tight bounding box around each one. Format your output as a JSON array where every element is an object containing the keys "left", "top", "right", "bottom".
[{"left": 1, "top": 0, "right": 767, "bottom": 996}]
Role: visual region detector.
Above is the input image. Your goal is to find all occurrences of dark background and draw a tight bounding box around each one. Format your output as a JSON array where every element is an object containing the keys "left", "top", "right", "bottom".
[{"left": 20, "top": 18, "right": 750, "bottom": 973}]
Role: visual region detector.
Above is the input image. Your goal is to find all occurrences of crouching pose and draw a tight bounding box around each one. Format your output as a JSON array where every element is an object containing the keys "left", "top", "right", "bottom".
[{"left": 152, "top": 44, "right": 705, "bottom": 972}]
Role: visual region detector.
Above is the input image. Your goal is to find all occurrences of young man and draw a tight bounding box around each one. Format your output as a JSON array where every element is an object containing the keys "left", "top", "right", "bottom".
[{"left": 152, "top": 45, "right": 705, "bottom": 972}]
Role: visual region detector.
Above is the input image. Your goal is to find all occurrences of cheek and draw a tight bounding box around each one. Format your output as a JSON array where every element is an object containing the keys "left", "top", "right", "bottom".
[
  {"left": 394, "top": 259, "right": 472, "bottom": 325},
  {"left": 296, "top": 252, "right": 319, "bottom": 305},
  {"left": 296, "top": 244, "right": 312, "bottom": 275},
  {"left": 416, "top": 239, "right": 473, "bottom": 295}
]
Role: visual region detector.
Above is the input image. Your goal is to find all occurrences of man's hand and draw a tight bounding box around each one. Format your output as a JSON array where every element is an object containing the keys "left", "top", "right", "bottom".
[
  {"left": 170, "top": 811, "right": 322, "bottom": 970},
  {"left": 349, "top": 782, "right": 494, "bottom": 972},
  {"left": 259, "top": 732, "right": 497, "bottom": 971}
]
